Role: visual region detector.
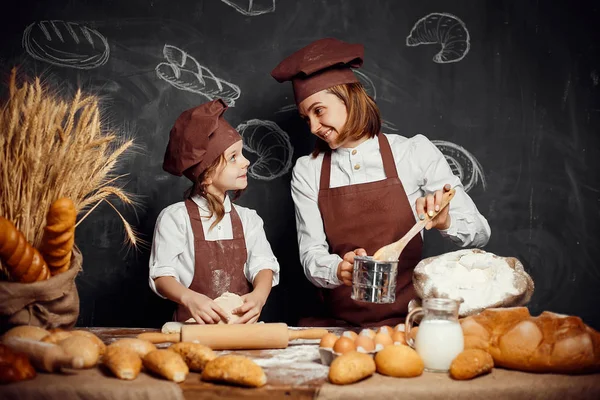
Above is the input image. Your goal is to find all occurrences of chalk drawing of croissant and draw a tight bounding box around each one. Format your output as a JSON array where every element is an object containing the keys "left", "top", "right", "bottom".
[
  {"left": 221, "top": 0, "right": 276, "bottom": 16},
  {"left": 432, "top": 140, "right": 486, "bottom": 192},
  {"left": 155, "top": 44, "right": 241, "bottom": 106},
  {"left": 237, "top": 119, "right": 293, "bottom": 181},
  {"left": 406, "top": 13, "right": 470, "bottom": 63},
  {"left": 22, "top": 20, "right": 110, "bottom": 69}
]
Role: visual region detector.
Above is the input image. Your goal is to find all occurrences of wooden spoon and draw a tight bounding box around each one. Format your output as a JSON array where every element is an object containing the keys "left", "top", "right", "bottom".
[{"left": 372, "top": 189, "right": 456, "bottom": 261}]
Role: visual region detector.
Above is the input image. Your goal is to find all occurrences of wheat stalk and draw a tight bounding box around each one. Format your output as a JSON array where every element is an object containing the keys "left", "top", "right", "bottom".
[{"left": 0, "top": 68, "right": 139, "bottom": 263}]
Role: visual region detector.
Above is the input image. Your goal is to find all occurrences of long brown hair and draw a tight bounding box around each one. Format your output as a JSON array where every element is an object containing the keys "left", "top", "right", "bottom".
[
  {"left": 184, "top": 155, "right": 245, "bottom": 231},
  {"left": 311, "top": 82, "right": 381, "bottom": 157}
]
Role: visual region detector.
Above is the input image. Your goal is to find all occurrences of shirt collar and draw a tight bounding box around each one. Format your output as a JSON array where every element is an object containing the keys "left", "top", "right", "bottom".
[
  {"left": 334, "top": 134, "right": 378, "bottom": 155},
  {"left": 191, "top": 194, "right": 231, "bottom": 216}
]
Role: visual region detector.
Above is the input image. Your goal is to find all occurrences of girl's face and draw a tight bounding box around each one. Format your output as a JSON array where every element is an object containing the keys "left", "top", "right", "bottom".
[
  {"left": 298, "top": 90, "right": 348, "bottom": 150},
  {"left": 205, "top": 140, "right": 250, "bottom": 199}
]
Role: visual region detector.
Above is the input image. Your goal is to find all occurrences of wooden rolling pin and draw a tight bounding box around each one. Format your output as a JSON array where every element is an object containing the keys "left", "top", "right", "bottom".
[{"left": 137, "top": 323, "right": 328, "bottom": 350}]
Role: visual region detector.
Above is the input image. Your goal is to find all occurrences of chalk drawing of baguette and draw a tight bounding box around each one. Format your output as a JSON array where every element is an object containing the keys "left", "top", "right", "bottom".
[
  {"left": 22, "top": 20, "right": 110, "bottom": 69},
  {"left": 155, "top": 44, "right": 241, "bottom": 107},
  {"left": 406, "top": 13, "right": 470, "bottom": 63}
]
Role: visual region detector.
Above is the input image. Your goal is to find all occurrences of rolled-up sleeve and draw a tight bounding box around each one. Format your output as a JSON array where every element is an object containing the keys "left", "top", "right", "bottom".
[
  {"left": 243, "top": 209, "right": 280, "bottom": 287},
  {"left": 414, "top": 134, "right": 491, "bottom": 247},
  {"left": 148, "top": 207, "right": 188, "bottom": 298},
  {"left": 291, "top": 157, "right": 343, "bottom": 289}
]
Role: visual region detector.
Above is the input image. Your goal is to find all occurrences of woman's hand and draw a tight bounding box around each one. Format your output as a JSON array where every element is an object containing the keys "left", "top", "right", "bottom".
[
  {"left": 337, "top": 248, "right": 367, "bottom": 286},
  {"left": 232, "top": 291, "right": 268, "bottom": 324},
  {"left": 415, "top": 184, "right": 452, "bottom": 230},
  {"left": 181, "top": 291, "right": 230, "bottom": 324}
]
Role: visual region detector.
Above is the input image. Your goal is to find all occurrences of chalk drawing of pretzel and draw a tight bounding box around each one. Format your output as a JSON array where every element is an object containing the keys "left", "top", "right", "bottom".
[
  {"left": 221, "top": 0, "right": 276, "bottom": 16},
  {"left": 237, "top": 119, "right": 293, "bottom": 181},
  {"left": 155, "top": 44, "right": 241, "bottom": 106},
  {"left": 432, "top": 140, "right": 486, "bottom": 192},
  {"left": 22, "top": 20, "right": 110, "bottom": 69},
  {"left": 406, "top": 13, "right": 471, "bottom": 63}
]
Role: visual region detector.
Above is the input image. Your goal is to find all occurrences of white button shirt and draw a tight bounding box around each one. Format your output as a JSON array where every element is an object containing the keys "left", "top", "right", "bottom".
[
  {"left": 291, "top": 133, "right": 491, "bottom": 289},
  {"left": 149, "top": 195, "right": 280, "bottom": 298}
]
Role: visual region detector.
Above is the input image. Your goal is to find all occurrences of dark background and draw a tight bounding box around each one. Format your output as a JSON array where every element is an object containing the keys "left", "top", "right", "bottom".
[{"left": 1, "top": 0, "right": 599, "bottom": 329}]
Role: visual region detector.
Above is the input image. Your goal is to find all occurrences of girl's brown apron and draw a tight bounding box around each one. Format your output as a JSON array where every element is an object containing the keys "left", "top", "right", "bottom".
[
  {"left": 174, "top": 198, "right": 252, "bottom": 322},
  {"left": 301, "top": 134, "right": 423, "bottom": 328}
]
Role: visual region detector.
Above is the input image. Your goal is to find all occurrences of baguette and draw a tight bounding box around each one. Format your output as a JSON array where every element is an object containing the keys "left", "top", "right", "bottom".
[
  {"left": 0, "top": 216, "right": 49, "bottom": 282},
  {"left": 40, "top": 198, "right": 77, "bottom": 275},
  {"left": 461, "top": 307, "right": 600, "bottom": 374}
]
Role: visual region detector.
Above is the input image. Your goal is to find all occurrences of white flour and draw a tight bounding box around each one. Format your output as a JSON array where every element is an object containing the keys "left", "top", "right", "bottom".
[{"left": 420, "top": 250, "right": 519, "bottom": 314}]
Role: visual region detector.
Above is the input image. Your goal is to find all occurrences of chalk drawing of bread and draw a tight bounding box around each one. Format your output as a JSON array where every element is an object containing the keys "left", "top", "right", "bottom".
[
  {"left": 432, "top": 140, "right": 486, "bottom": 192},
  {"left": 156, "top": 44, "right": 241, "bottom": 106},
  {"left": 406, "top": 13, "right": 470, "bottom": 63},
  {"left": 221, "top": 0, "right": 276, "bottom": 16},
  {"left": 22, "top": 20, "right": 110, "bottom": 69},
  {"left": 237, "top": 119, "right": 293, "bottom": 181}
]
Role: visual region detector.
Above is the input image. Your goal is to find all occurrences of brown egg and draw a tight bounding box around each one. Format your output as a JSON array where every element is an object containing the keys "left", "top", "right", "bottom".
[
  {"left": 333, "top": 336, "right": 356, "bottom": 354},
  {"left": 359, "top": 328, "right": 376, "bottom": 339},
  {"left": 319, "top": 333, "right": 339, "bottom": 349},
  {"left": 377, "top": 325, "right": 393, "bottom": 336},
  {"left": 355, "top": 335, "right": 376, "bottom": 353},
  {"left": 391, "top": 330, "right": 406, "bottom": 345},
  {"left": 374, "top": 332, "right": 394, "bottom": 348},
  {"left": 342, "top": 330, "right": 358, "bottom": 341}
]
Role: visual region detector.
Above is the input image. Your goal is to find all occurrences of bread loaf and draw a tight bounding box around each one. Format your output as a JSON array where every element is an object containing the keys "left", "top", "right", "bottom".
[
  {"left": 0, "top": 344, "right": 36, "bottom": 384},
  {"left": 0, "top": 216, "right": 50, "bottom": 282},
  {"left": 328, "top": 351, "right": 376, "bottom": 385},
  {"left": 103, "top": 347, "right": 142, "bottom": 380},
  {"left": 449, "top": 349, "right": 494, "bottom": 380},
  {"left": 143, "top": 349, "right": 189, "bottom": 382},
  {"left": 461, "top": 307, "right": 600, "bottom": 374},
  {"left": 40, "top": 198, "right": 77, "bottom": 275},
  {"left": 201, "top": 355, "right": 266, "bottom": 387},
  {"left": 374, "top": 345, "right": 424, "bottom": 378},
  {"left": 169, "top": 342, "right": 216, "bottom": 371}
]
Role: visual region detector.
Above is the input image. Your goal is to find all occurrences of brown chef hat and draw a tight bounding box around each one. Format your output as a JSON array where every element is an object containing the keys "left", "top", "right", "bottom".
[
  {"left": 163, "top": 99, "right": 241, "bottom": 181},
  {"left": 271, "top": 38, "right": 364, "bottom": 105}
]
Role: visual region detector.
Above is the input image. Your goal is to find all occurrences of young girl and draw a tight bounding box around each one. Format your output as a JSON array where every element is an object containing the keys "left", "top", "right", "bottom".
[
  {"left": 271, "top": 38, "right": 491, "bottom": 327},
  {"left": 149, "top": 99, "right": 280, "bottom": 324}
]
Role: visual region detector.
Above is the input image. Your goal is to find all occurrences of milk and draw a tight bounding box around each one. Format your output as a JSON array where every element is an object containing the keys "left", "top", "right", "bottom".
[{"left": 414, "top": 319, "right": 464, "bottom": 372}]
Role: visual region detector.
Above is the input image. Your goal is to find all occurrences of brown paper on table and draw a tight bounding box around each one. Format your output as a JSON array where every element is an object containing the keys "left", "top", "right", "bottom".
[
  {"left": 317, "top": 368, "right": 600, "bottom": 400},
  {"left": 0, "top": 367, "right": 184, "bottom": 400}
]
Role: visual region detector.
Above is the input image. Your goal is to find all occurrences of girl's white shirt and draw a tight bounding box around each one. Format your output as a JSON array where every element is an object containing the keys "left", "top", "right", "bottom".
[
  {"left": 291, "top": 133, "right": 491, "bottom": 289},
  {"left": 149, "top": 194, "right": 280, "bottom": 298}
]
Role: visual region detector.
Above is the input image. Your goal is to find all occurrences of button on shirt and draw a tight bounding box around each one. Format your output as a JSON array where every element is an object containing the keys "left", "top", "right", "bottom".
[
  {"left": 149, "top": 195, "right": 280, "bottom": 297},
  {"left": 291, "top": 133, "right": 491, "bottom": 289}
]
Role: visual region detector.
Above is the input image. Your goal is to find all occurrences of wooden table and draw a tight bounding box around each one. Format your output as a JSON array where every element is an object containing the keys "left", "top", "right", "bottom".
[{"left": 2, "top": 327, "right": 600, "bottom": 400}]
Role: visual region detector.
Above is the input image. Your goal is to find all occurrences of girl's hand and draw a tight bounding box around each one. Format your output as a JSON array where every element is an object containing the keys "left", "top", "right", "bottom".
[
  {"left": 337, "top": 248, "right": 367, "bottom": 286},
  {"left": 181, "top": 291, "right": 230, "bottom": 324},
  {"left": 415, "top": 184, "right": 452, "bottom": 230},
  {"left": 232, "top": 291, "right": 268, "bottom": 324}
]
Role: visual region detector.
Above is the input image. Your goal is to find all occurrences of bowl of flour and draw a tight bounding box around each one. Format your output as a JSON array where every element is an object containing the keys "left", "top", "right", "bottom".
[{"left": 412, "top": 249, "right": 534, "bottom": 317}]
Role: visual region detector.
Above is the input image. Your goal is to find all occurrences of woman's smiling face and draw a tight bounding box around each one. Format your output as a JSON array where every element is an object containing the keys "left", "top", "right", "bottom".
[{"left": 298, "top": 89, "right": 349, "bottom": 150}]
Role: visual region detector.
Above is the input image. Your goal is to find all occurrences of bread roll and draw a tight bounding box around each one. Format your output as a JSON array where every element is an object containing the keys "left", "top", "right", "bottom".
[
  {"left": 461, "top": 307, "right": 600, "bottom": 373},
  {"left": 143, "top": 349, "right": 189, "bottom": 383},
  {"left": 108, "top": 338, "right": 156, "bottom": 358},
  {"left": 328, "top": 351, "right": 376, "bottom": 385},
  {"left": 201, "top": 355, "right": 266, "bottom": 387},
  {"left": 103, "top": 346, "right": 142, "bottom": 380},
  {"left": 70, "top": 331, "right": 106, "bottom": 356},
  {"left": 169, "top": 342, "right": 216, "bottom": 371},
  {"left": 0, "top": 344, "right": 36, "bottom": 384},
  {"left": 2, "top": 326, "right": 50, "bottom": 341},
  {"left": 374, "top": 344, "right": 424, "bottom": 378},
  {"left": 58, "top": 336, "right": 99, "bottom": 368},
  {"left": 449, "top": 349, "right": 494, "bottom": 380}
]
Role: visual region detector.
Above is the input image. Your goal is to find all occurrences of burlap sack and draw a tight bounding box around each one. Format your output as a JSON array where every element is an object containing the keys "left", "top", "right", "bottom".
[
  {"left": 412, "top": 249, "right": 534, "bottom": 317},
  {"left": 0, "top": 247, "right": 82, "bottom": 332}
]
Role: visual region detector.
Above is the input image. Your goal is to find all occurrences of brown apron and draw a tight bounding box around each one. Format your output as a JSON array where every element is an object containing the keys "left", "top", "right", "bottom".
[
  {"left": 174, "top": 198, "right": 252, "bottom": 322},
  {"left": 301, "top": 134, "right": 423, "bottom": 328}
]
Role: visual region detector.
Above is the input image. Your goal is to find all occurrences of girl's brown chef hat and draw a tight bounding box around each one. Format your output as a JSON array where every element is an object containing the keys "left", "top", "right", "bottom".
[
  {"left": 163, "top": 99, "right": 241, "bottom": 181},
  {"left": 271, "top": 38, "right": 364, "bottom": 105}
]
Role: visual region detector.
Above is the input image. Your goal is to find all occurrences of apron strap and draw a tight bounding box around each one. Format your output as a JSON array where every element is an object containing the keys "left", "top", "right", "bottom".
[
  {"left": 185, "top": 198, "right": 205, "bottom": 241},
  {"left": 229, "top": 205, "right": 244, "bottom": 239}
]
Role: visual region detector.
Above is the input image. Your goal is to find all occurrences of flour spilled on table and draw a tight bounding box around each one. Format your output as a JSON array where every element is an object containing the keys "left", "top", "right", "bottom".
[{"left": 218, "top": 343, "right": 328, "bottom": 384}]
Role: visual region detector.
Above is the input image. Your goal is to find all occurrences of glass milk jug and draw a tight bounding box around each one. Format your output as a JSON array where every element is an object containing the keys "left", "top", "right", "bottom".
[{"left": 405, "top": 298, "right": 464, "bottom": 372}]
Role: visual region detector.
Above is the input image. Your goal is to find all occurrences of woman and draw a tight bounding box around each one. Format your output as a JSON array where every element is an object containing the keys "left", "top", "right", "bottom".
[
  {"left": 271, "top": 38, "right": 490, "bottom": 327},
  {"left": 149, "top": 99, "right": 280, "bottom": 324}
]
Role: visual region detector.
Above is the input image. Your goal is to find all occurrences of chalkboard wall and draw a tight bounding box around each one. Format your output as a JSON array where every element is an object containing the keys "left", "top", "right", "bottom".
[{"left": 1, "top": 0, "right": 599, "bottom": 329}]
